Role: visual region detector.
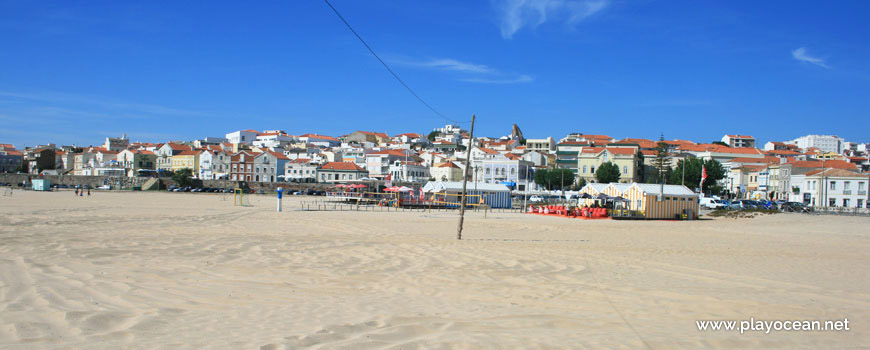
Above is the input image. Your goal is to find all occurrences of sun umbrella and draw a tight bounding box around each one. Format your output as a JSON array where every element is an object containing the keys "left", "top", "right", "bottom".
[
  {"left": 349, "top": 184, "right": 367, "bottom": 189},
  {"left": 335, "top": 184, "right": 348, "bottom": 188},
  {"left": 397, "top": 186, "right": 413, "bottom": 192},
  {"left": 383, "top": 186, "right": 400, "bottom": 192}
]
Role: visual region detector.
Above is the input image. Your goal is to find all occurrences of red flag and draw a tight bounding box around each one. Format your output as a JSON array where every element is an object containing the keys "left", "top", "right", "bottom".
[{"left": 701, "top": 165, "right": 707, "bottom": 181}]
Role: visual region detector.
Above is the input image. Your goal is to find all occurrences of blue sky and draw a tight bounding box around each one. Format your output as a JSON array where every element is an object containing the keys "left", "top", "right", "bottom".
[{"left": 1, "top": 0, "right": 868, "bottom": 147}]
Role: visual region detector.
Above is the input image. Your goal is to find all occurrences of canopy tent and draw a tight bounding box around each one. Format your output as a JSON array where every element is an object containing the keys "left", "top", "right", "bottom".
[{"left": 422, "top": 181, "right": 512, "bottom": 208}]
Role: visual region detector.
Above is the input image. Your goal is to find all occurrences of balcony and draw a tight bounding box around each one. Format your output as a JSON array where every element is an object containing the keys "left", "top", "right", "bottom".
[
  {"left": 859, "top": 190, "right": 867, "bottom": 195},
  {"left": 843, "top": 190, "right": 851, "bottom": 195}
]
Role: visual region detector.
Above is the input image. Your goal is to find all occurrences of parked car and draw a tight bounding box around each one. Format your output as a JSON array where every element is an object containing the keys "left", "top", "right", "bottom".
[
  {"left": 781, "top": 202, "right": 813, "bottom": 213},
  {"left": 729, "top": 200, "right": 756, "bottom": 210},
  {"left": 700, "top": 197, "right": 726, "bottom": 209},
  {"left": 96, "top": 185, "right": 111, "bottom": 190},
  {"left": 529, "top": 195, "right": 545, "bottom": 203}
]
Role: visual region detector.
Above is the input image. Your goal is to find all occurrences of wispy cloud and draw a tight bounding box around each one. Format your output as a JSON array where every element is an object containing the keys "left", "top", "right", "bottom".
[
  {"left": 394, "top": 57, "right": 533, "bottom": 84},
  {"left": 459, "top": 75, "right": 535, "bottom": 84},
  {"left": 791, "top": 47, "right": 830, "bottom": 69},
  {"left": 494, "top": 0, "right": 608, "bottom": 39},
  {"left": 412, "top": 59, "right": 496, "bottom": 74}
]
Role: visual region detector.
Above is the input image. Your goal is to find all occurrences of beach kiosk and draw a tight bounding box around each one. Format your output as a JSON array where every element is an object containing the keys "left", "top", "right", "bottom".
[
  {"left": 619, "top": 183, "right": 699, "bottom": 219},
  {"left": 31, "top": 178, "right": 50, "bottom": 191}
]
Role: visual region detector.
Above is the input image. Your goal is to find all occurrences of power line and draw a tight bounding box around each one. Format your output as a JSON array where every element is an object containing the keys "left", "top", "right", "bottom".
[{"left": 322, "top": 0, "right": 467, "bottom": 125}]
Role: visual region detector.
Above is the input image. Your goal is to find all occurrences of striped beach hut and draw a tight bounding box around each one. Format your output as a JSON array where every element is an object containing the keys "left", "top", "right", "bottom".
[
  {"left": 578, "top": 183, "right": 608, "bottom": 206},
  {"left": 621, "top": 183, "right": 699, "bottom": 219},
  {"left": 602, "top": 183, "right": 632, "bottom": 197}
]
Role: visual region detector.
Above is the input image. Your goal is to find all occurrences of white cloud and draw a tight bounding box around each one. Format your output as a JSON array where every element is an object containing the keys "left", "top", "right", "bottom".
[
  {"left": 394, "top": 57, "right": 532, "bottom": 84},
  {"left": 418, "top": 59, "right": 496, "bottom": 74},
  {"left": 494, "top": 0, "right": 608, "bottom": 39},
  {"left": 791, "top": 47, "right": 830, "bottom": 69},
  {"left": 460, "top": 74, "right": 534, "bottom": 84}
]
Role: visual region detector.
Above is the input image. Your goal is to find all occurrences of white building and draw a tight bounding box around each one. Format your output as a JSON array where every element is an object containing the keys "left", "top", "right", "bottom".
[
  {"left": 785, "top": 135, "right": 844, "bottom": 154},
  {"left": 789, "top": 168, "right": 869, "bottom": 208},
  {"left": 285, "top": 159, "right": 317, "bottom": 183},
  {"left": 388, "top": 161, "right": 430, "bottom": 183},
  {"left": 198, "top": 149, "right": 231, "bottom": 180},
  {"left": 104, "top": 134, "right": 129, "bottom": 151},
  {"left": 225, "top": 130, "right": 260, "bottom": 145},
  {"left": 525, "top": 137, "right": 555, "bottom": 153},
  {"left": 253, "top": 131, "right": 297, "bottom": 149},
  {"left": 721, "top": 134, "right": 756, "bottom": 148}
]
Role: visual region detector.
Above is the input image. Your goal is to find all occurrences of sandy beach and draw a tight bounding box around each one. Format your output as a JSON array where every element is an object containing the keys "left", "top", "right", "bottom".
[{"left": 0, "top": 190, "right": 868, "bottom": 349}]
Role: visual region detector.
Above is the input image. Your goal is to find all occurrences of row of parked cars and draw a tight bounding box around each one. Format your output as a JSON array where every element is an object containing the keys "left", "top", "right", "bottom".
[
  {"left": 701, "top": 198, "right": 813, "bottom": 213},
  {"left": 165, "top": 186, "right": 327, "bottom": 196}
]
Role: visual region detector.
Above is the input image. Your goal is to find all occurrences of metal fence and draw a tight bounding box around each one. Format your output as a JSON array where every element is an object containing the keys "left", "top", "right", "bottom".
[{"left": 808, "top": 206, "right": 870, "bottom": 216}]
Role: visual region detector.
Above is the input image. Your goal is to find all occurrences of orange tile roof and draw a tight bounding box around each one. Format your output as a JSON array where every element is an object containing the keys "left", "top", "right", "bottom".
[
  {"left": 726, "top": 134, "right": 755, "bottom": 139},
  {"left": 368, "top": 150, "right": 412, "bottom": 157},
  {"left": 805, "top": 168, "right": 862, "bottom": 177},
  {"left": 320, "top": 162, "right": 365, "bottom": 171},
  {"left": 176, "top": 150, "right": 199, "bottom": 156},
  {"left": 435, "top": 162, "right": 460, "bottom": 168},
  {"left": 299, "top": 134, "right": 339, "bottom": 141},
  {"left": 290, "top": 158, "right": 311, "bottom": 164},
  {"left": 478, "top": 147, "right": 499, "bottom": 155},
  {"left": 395, "top": 133, "right": 422, "bottom": 138},
  {"left": 0, "top": 143, "right": 14, "bottom": 149},
  {"left": 730, "top": 156, "right": 779, "bottom": 164},
  {"left": 639, "top": 150, "right": 658, "bottom": 156},
  {"left": 267, "top": 151, "right": 290, "bottom": 160},
  {"left": 504, "top": 153, "right": 522, "bottom": 160},
  {"left": 580, "top": 147, "right": 605, "bottom": 154},
  {"left": 765, "top": 150, "right": 801, "bottom": 156},
  {"left": 604, "top": 147, "right": 637, "bottom": 155},
  {"left": 789, "top": 160, "right": 857, "bottom": 170},
  {"left": 241, "top": 129, "right": 260, "bottom": 133}
]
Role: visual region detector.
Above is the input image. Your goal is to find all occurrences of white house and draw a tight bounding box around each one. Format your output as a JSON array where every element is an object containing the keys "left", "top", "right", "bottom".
[
  {"left": 253, "top": 151, "right": 290, "bottom": 183},
  {"left": 284, "top": 158, "right": 317, "bottom": 183},
  {"left": 790, "top": 168, "right": 869, "bottom": 208},
  {"left": 198, "top": 149, "right": 231, "bottom": 180},
  {"left": 785, "top": 134, "right": 845, "bottom": 154},
  {"left": 721, "top": 134, "right": 756, "bottom": 148},
  {"left": 253, "top": 131, "right": 297, "bottom": 149},
  {"left": 225, "top": 130, "right": 260, "bottom": 145},
  {"left": 388, "top": 161, "right": 430, "bottom": 183}
]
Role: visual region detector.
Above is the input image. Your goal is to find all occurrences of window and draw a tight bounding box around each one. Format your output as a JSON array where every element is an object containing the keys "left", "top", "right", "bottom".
[
  {"left": 843, "top": 198, "right": 850, "bottom": 207},
  {"left": 859, "top": 199, "right": 864, "bottom": 208},
  {"left": 859, "top": 182, "right": 866, "bottom": 190},
  {"left": 591, "top": 167, "right": 595, "bottom": 173},
  {"left": 583, "top": 165, "right": 587, "bottom": 173},
  {"left": 844, "top": 181, "right": 851, "bottom": 189},
  {"left": 636, "top": 199, "right": 642, "bottom": 209},
  {"left": 830, "top": 181, "right": 836, "bottom": 190},
  {"left": 829, "top": 198, "right": 836, "bottom": 206},
  {"left": 623, "top": 166, "right": 628, "bottom": 174}
]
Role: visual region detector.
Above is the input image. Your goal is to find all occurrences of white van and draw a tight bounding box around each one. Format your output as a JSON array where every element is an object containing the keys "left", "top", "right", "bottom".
[{"left": 700, "top": 197, "right": 725, "bottom": 209}]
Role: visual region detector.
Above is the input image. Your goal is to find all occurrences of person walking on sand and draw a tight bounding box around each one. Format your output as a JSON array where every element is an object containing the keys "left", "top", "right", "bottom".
[
  {"left": 87, "top": 188, "right": 91, "bottom": 196},
  {"left": 75, "top": 188, "right": 79, "bottom": 196}
]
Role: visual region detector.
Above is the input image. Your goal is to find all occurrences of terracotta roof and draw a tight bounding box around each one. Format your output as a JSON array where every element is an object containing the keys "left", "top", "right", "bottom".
[
  {"left": 580, "top": 147, "right": 606, "bottom": 154},
  {"left": 368, "top": 150, "right": 412, "bottom": 157},
  {"left": 604, "top": 147, "right": 637, "bottom": 155},
  {"left": 395, "top": 133, "right": 422, "bottom": 138},
  {"left": 615, "top": 138, "right": 657, "bottom": 148},
  {"left": 176, "top": 150, "right": 199, "bottom": 156},
  {"left": 765, "top": 150, "right": 801, "bottom": 156},
  {"left": 678, "top": 144, "right": 763, "bottom": 155},
  {"left": 640, "top": 150, "right": 658, "bottom": 156},
  {"left": 504, "top": 153, "right": 522, "bottom": 160},
  {"left": 241, "top": 129, "right": 260, "bottom": 133},
  {"left": 166, "top": 143, "right": 192, "bottom": 151},
  {"left": 299, "top": 134, "right": 339, "bottom": 141},
  {"left": 726, "top": 134, "right": 755, "bottom": 139},
  {"left": 806, "top": 168, "right": 863, "bottom": 177},
  {"left": 789, "top": 160, "right": 857, "bottom": 170},
  {"left": 729, "top": 156, "right": 778, "bottom": 164},
  {"left": 2, "top": 150, "right": 22, "bottom": 156},
  {"left": 356, "top": 131, "right": 390, "bottom": 138},
  {"left": 478, "top": 147, "right": 499, "bottom": 155},
  {"left": 435, "top": 162, "right": 460, "bottom": 168},
  {"left": 267, "top": 151, "right": 289, "bottom": 160},
  {"left": 583, "top": 134, "right": 612, "bottom": 140},
  {"left": 320, "top": 162, "right": 365, "bottom": 171},
  {"left": 558, "top": 141, "right": 590, "bottom": 145},
  {"left": 290, "top": 158, "right": 311, "bottom": 164},
  {"left": 0, "top": 143, "right": 14, "bottom": 149}
]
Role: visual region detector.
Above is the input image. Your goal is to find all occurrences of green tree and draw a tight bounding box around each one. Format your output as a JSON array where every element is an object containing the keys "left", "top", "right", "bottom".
[
  {"left": 652, "top": 134, "right": 672, "bottom": 183},
  {"left": 595, "top": 161, "right": 621, "bottom": 183},
  {"left": 533, "top": 168, "right": 576, "bottom": 190},
  {"left": 172, "top": 168, "right": 194, "bottom": 188},
  {"left": 669, "top": 158, "right": 725, "bottom": 194},
  {"left": 427, "top": 130, "right": 441, "bottom": 142}
]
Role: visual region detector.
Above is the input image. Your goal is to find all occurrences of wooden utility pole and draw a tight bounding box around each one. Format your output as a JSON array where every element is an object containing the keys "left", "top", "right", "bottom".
[{"left": 457, "top": 114, "right": 476, "bottom": 240}]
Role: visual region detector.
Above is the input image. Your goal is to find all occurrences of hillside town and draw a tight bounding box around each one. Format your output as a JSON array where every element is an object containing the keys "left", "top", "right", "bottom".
[{"left": 2, "top": 125, "right": 868, "bottom": 208}]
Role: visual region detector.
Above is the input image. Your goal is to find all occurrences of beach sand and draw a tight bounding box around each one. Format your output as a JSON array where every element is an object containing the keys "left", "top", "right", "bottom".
[{"left": 0, "top": 190, "right": 868, "bottom": 349}]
